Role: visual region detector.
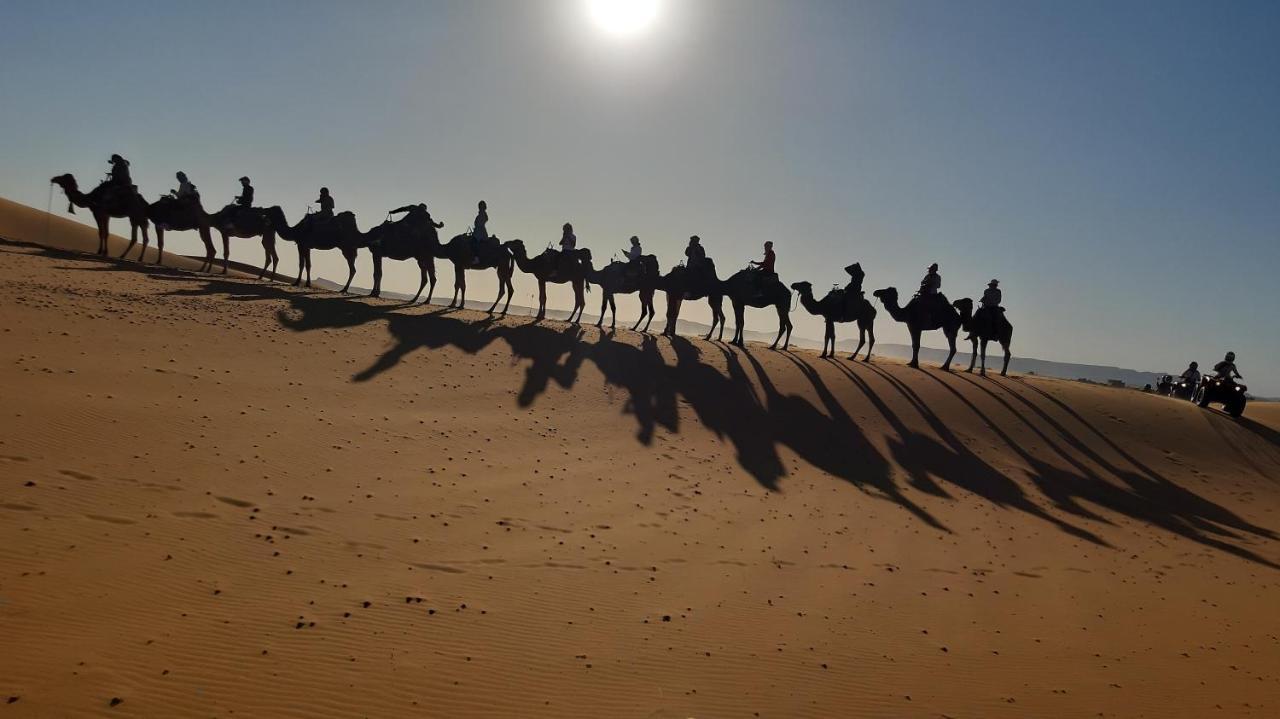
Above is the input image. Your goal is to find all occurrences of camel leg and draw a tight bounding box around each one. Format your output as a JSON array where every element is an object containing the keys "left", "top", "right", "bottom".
[
  {"left": 411, "top": 259, "right": 429, "bottom": 304},
  {"left": 221, "top": 232, "right": 231, "bottom": 274},
  {"left": 258, "top": 237, "right": 271, "bottom": 280},
  {"left": 942, "top": 330, "right": 957, "bottom": 371},
  {"left": 371, "top": 255, "right": 383, "bottom": 298},
  {"left": 967, "top": 337, "right": 978, "bottom": 373},
  {"left": 155, "top": 229, "right": 166, "bottom": 265},
  {"left": 665, "top": 296, "right": 681, "bottom": 337},
  {"left": 716, "top": 298, "right": 727, "bottom": 342},
  {"left": 117, "top": 218, "right": 136, "bottom": 260},
  {"left": 341, "top": 250, "right": 356, "bottom": 294},
  {"left": 201, "top": 227, "right": 216, "bottom": 272},
  {"left": 643, "top": 297, "right": 655, "bottom": 332},
  {"left": 305, "top": 249, "right": 313, "bottom": 288},
  {"left": 456, "top": 267, "right": 467, "bottom": 309},
  {"left": 293, "top": 247, "right": 305, "bottom": 286},
  {"left": 782, "top": 307, "right": 793, "bottom": 350},
  {"left": 864, "top": 322, "right": 875, "bottom": 362},
  {"left": 536, "top": 282, "right": 547, "bottom": 320},
  {"left": 596, "top": 291, "right": 608, "bottom": 328},
  {"left": 909, "top": 328, "right": 921, "bottom": 368},
  {"left": 1001, "top": 342, "right": 1011, "bottom": 377},
  {"left": 977, "top": 338, "right": 988, "bottom": 376},
  {"left": 770, "top": 305, "right": 785, "bottom": 350},
  {"left": 139, "top": 222, "right": 153, "bottom": 264},
  {"left": 609, "top": 295, "right": 617, "bottom": 330},
  {"left": 732, "top": 302, "right": 746, "bottom": 347},
  {"left": 501, "top": 272, "right": 514, "bottom": 315}
]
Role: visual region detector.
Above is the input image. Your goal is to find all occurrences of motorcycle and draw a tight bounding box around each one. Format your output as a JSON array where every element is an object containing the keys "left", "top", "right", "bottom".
[{"left": 1193, "top": 375, "right": 1248, "bottom": 418}]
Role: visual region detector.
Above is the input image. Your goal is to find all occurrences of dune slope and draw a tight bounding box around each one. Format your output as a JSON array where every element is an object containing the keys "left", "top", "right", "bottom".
[{"left": 0, "top": 233, "right": 1278, "bottom": 718}]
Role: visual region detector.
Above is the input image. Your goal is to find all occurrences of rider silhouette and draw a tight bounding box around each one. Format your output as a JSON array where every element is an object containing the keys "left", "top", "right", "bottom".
[
  {"left": 1213, "top": 352, "right": 1242, "bottom": 380},
  {"left": 1181, "top": 361, "right": 1201, "bottom": 385},
  {"left": 981, "top": 279, "right": 1002, "bottom": 309},
  {"left": 316, "top": 187, "right": 334, "bottom": 217},
  {"left": 685, "top": 236, "right": 705, "bottom": 270},
  {"left": 750, "top": 241, "right": 776, "bottom": 276},
  {"left": 107, "top": 154, "right": 132, "bottom": 190},
  {"left": 389, "top": 203, "right": 444, "bottom": 228},
  {"left": 170, "top": 171, "right": 199, "bottom": 204},
  {"left": 920, "top": 263, "right": 941, "bottom": 296},
  {"left": 234, "top": 177, "right": 254, "bottom": 208}
]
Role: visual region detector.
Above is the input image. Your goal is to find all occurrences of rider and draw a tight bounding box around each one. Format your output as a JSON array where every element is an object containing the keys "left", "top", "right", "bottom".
[
  {"left": 750, "top": 241, "right": 776, "bottom": 276},
  {"left": 624, "top": 235, "right": 643, "bottom": 262},
  {"left": 1213, "top": 352, "right": 1242, "bottom": 380},
  {"left": 1180, "top": 361, "right": 1201, "bottom": 386},
  {"left": 107, "top": 154, "right": 132, "bottom": 190},
  {"left": 685, "top": 235, "right": 706, "bottom": 271},
  {"left": 234, "top": 176, "right": 254, "bottom": 208},
  {"left": 316, "top": 187, "right": 335, "bottom": 218},
  {"left": 559, "top": 222, "right": 577, "bottom": 251},
  {"left": 920, "top": 263, "right": 941, "bottom": 296},
  {"left": 171, "top": 171, "right": 199, "bottom": 204},
  {"left": 844, "top": 262, "right": 865, "bottom": 296},
  {"left": 470, "top": 200, "right": 489, "bottom": 257},
  {"left": 389, "top": 203, "right": 444, "bottom": 228},
  {"left": 981, "top": 279, "right": 1002, "bottom": 309}
]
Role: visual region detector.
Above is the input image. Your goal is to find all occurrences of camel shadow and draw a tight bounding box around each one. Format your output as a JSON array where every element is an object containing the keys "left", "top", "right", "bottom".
[{"left": 30, "top": 242, "right": 1278, "bottom": 568}]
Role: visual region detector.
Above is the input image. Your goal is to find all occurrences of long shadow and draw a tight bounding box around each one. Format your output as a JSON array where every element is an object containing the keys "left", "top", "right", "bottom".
[
  {"left": 943, "top": 372, "right": 1278, "bottom": 567},
  {"left": 844, "top": 361, "right": 1107, "bottom": 545},
  {"left": 29, "top": 243, "right": 1280, "bottom": 567}
]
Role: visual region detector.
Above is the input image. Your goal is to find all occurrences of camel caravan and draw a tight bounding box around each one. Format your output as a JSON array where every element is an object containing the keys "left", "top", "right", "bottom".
[{"left": 52, "top": 155, "right": 1015, "bottom": 375}]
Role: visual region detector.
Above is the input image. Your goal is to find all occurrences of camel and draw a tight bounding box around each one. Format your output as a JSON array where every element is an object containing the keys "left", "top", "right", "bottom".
[
  {"left": 50, "top": 174, "right": 150, "bottom": 260},
  {"left": 587, "top": 255, "right": 661, "bottom": 331},
  {"left": 141, "top": 195, "right": 217, "bottom": 269},
  {"left": 953, "top": 298, "right": 1014, "bottom": 376},
  {"left": 791, "top": 281, "right": 877, "bottom": 360},
  {"left": 266, "top": 207, "right": 368, "bottom": 292},
  {"left": 208, "top": 205, "right": 278, "bottom": 278},
  {"left": 504, "top": 240, "right": 592, "bottom": 322},
  {"left": 365, "top": 204, "right": 441, "bottom": 303},
  {"left": 721, "top": 268, "right": 793, "bottom": 350},
  {"left": 871, "top": 287, "right": 962, "bottom": 370},
  {"left": 660, "top": 261, "right": 726, "bottom": 340},
  {"left": 437, "top": 233, "right": 516, "bottom": 314}
]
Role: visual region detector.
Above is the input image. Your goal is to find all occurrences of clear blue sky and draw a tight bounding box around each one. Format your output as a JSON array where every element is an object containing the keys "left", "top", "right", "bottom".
[{"left": 2, "top": 1, "right": 1277, "bottom": 392}]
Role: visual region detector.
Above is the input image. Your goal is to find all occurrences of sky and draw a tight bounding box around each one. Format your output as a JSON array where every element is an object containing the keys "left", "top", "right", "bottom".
[{"left": 2, "top": 0, "right": 1278, "bottom": 393}]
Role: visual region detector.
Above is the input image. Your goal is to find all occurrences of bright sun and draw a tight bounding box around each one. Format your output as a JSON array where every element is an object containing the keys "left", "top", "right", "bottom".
[{"left": 588, "top": 0, "right": 661, "bottom": 36}]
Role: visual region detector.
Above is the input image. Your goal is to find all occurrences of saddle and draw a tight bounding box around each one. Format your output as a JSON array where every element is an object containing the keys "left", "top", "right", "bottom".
[{"left": 468, "top": 234, "right": 500, "bottom": 266}]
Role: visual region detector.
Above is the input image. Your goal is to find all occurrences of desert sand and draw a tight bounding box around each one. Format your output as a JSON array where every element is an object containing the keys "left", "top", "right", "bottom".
[{"left": 1, "top": 198, "right": 1278, "bottom": 718}]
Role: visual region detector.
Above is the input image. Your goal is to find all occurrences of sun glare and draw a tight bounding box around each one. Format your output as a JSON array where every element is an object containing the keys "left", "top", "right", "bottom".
[{"left": 588, "top": 0, "right": 660, "bottom": 36}]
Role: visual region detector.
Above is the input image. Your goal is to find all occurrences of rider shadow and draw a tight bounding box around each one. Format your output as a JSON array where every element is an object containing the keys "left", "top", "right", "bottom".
[
  {"left": 931, "top": 370, "right": 1278, "bottom": 567},
  {"left": 837, "top": 360, "right": 1107, "bottom": 545}
]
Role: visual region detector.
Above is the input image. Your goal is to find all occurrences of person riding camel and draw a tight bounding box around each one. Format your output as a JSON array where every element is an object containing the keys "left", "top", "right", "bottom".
[
  {"left": 558, "top": 222, "right": 580, "bottom": 274},
  {"left": 389, "top": 203, "right": 444, "bottom": 228},
  {"left": 471, "top": 200, "right": 489, "bottom": 258},
  {"left": 844, "top": 262, "right": 865, "bottom": 296},
  {"left": 1213, "top": 352, "right": 1242, "bottom": 380},
  {"left": 1181, "top": 361, "right": 1201, "bottom": 386},
  {"left": 316, "top": 187, "right": 335, "bottom": 218},
  {"left": 170, "top": 171, "right": 199, "bottom": 206},
  {"left": 981, "top": 279, "right": 1002, "bottom": 309},
  {"left": 919, "top": 263, "right": 941, "bottom": 296},
  {"left": 623, "top": 235, "right": 643, "bottom": 275},
  {"left": 685, "top": 236, "right": 706, "bottom": 271},
  {"left": 234, "top": 177, "right": 254, "bottom": 208},
  {"left": 107, "top": 154, "right": 132, "bottom": 190},
  {"left": 750, "top": 241, "right": 776, "bottom": 277}
]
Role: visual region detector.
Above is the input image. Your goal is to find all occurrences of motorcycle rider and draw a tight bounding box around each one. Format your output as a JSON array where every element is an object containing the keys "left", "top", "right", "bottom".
[
  {"left": 1213, "top": 352, "right": 1242, "bottom": 380},
  {"left": 1180, "top": 361, "right": 1201, "bottom": 387}
]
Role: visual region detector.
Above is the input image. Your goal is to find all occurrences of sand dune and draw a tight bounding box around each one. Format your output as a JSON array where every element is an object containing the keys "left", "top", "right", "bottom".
[{"left": 1, "top": 206, "right": 1278, "bottom": 717}]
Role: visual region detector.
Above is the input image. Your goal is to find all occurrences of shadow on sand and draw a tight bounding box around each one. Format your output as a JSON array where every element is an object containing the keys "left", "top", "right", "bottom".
[{"left": 32, "top": 241, "right": 1279, "bottom": 569}]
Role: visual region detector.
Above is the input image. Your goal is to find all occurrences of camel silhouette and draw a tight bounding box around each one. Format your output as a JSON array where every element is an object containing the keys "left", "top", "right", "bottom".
[
  {"left": 953, "top": 298, "right": 1014, "bottom": 376},
  {"left": 660, "top": 260, "right": 726, "bottom": 341},
  {"left": 266, "top": 207, "right": 367, "bottom": 292},
  {"left": 208, "top": 205, "right": 278, "bottom": 278},
  {"left": 51, "top": 174, "right": 151, "bottom": 260},
  {"left": 587, "top": 255, "right": 661, "bottom": 331},
  {"left": 365, "top": 204, "right": 441, "bottom": 303},
  {"left": 142, "top": 195, "right": 217, "bottom": 270},
  {"left": 437, "top": 233, "right": 515, "bottom": 314},
  {"left": 722, "top": 269, "right": 793, "bottom": 349},
  {"left": 791, "top": 281, "right": 877, "bottom": 360},
  {"left": 872, "top": 287, "right": 961, "bottom": 370},
  {"left": 504, "top": 240, "right": 592, "bottom": 322}
]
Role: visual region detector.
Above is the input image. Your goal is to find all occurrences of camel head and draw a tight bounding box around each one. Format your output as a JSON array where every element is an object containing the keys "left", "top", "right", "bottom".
[
  {"left": 790, "top": 281, "right": 813, "bottom": 295},
  {"left": 872, "top": 287, "right": 898, "bottom": 306},
  {"left": 51, "top": 174, "right": 77, "bottom": 191},
  {"left": 953, "top": 297, "right": 973, "bottom": 315}
]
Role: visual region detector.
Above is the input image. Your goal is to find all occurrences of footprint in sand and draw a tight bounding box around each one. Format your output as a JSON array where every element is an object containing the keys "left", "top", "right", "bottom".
[
  {"left": 173, "top": 511, "right": 217, "bottom": 519},
  {"left": 410, "top": 563, "right": 466, "bottom": 574},
  {"left": 215, "top": 496, "right": 255, "bottom": 508},
  {"left": 59, "top": 469, "right": 98, "bottom": 481},
  {"left": 1, "top": 503, "right": 37, "bottom": 512}
]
